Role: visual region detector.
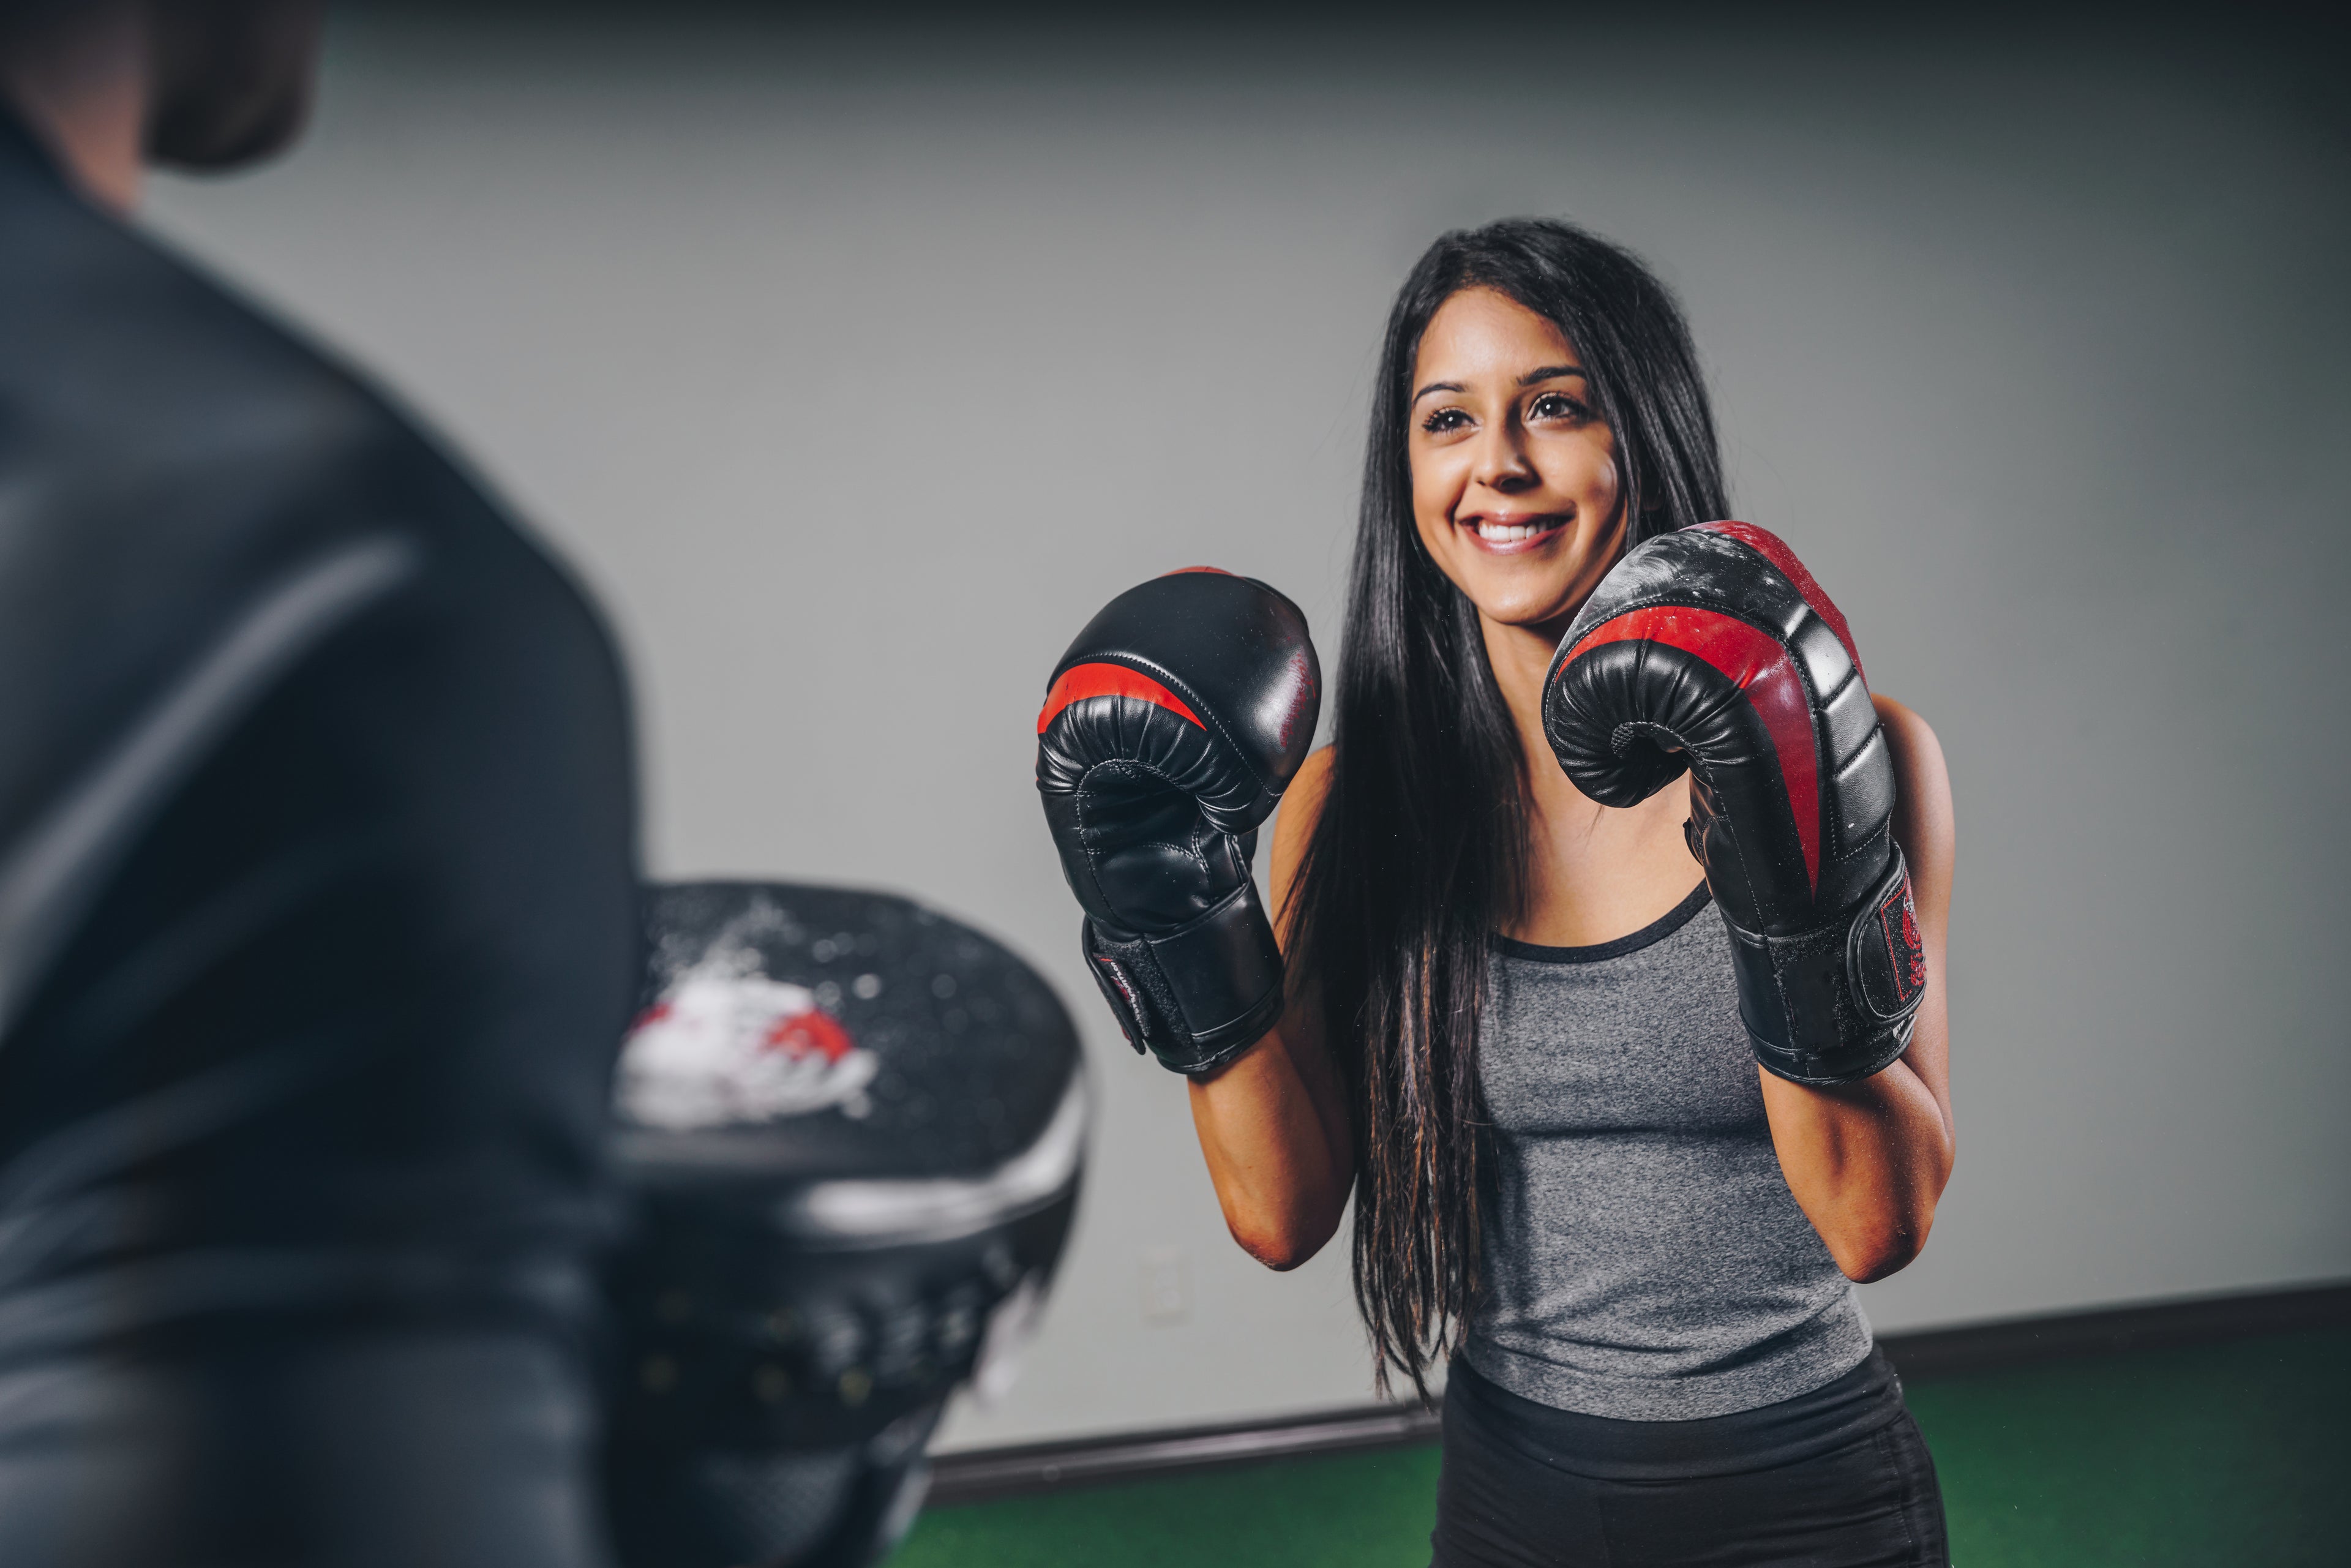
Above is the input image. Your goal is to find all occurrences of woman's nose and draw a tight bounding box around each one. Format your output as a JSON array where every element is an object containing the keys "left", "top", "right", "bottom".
[{"left": 1474, "top": 425, "right": 1538, "bottom": 493}]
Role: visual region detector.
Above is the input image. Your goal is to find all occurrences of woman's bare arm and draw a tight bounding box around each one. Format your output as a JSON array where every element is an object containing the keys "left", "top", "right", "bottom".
[
  {"left": 1184, "top": 747, "right": 1356, "bottom": 1270},
  {"left": 1759, "top": 697, "right": 1957, "bottom": 1281}
]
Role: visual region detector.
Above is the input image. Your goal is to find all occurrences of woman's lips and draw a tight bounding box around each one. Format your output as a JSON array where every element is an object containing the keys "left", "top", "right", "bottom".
[{"left": 1461, "top": 514, "right": 1569, "bottom": 555}]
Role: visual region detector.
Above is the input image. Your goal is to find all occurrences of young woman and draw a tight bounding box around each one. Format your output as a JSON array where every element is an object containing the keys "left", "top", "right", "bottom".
[{"left": 1037, "top": 217, "right": 1954, "bottom": 1564}]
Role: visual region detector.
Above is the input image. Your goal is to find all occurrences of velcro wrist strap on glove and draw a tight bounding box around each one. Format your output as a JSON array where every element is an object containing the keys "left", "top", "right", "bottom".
[
  {"left": 1079, "top": 880, "right": 1285, "bottom": 1076},
  {"left": 1721, "top": 849, "right": 1929, "bottom": 1086}
]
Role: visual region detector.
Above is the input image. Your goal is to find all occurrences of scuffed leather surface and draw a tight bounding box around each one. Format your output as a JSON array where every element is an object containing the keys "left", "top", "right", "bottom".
[{"left": 1545, "top": 525, "right": 1921, "bottom": 1081}]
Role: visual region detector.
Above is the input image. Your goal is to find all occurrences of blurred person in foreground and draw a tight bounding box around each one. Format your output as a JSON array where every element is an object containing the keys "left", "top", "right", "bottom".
[{"left": 0, "top": 4, "right": 640, "bottom": 1562}]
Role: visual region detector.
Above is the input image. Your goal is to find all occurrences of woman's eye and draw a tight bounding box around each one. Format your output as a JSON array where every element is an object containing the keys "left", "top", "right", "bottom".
[
  {"left": 1529, "top": 392, "right": 1587, "bottom": 422},
  {"left": 1420, "top": 408, "right": 1471, "bottom": 435}
]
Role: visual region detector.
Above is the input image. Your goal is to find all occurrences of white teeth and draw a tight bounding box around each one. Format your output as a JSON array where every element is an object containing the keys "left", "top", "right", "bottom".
[{"left": 1475, "top": 520, "right": 1553, "bottom": 544}]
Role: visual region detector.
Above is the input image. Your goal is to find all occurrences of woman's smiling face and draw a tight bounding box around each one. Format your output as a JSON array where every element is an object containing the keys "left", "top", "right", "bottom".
[{"left": 1408, "top": 287, "right": 1629, "bottom": 636}]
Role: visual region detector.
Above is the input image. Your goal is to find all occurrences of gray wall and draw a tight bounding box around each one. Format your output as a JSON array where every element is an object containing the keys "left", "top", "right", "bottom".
[{"left": 145, "top": 9, "right": 2350, "bottom": 1451}]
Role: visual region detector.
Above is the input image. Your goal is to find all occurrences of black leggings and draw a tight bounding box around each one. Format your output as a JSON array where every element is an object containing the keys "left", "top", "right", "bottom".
[{"left": 1432, "top": 1351, "right": 1948, "bottom": 1567}]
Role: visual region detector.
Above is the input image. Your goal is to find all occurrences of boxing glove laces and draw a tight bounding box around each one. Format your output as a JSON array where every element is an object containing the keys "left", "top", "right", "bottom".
[
  {"left": 1545, "top": 522, "right": 1927, "bottom": 1085},
  {"left": 1036, "top": 570, "right": 1321, "bottom": 1075}
]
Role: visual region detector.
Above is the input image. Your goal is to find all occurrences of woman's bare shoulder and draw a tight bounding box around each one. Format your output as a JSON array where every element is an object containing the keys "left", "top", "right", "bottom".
[
  {"left": 1288, "top": 745, "right": 1337, "bottom": 809},
  {"left": 1269, "top": 745, "right": 1337, "bottom": 916},
  {"left": 1870, "top": 694, "right": 1954, "bottom": 883},
  {"left": 1870, "top": 697, "right": 1949, "bottom": 800},
  {"left": 1870, "top": 692, "right": 1935, "bottom": 740}
]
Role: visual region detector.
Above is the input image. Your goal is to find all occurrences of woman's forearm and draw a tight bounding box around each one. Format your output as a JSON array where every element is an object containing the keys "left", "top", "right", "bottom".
[
  {"left": 1760, "top": 1061, "right": 1954, "bottom": 1281},
  {"left": 1763, "top": 696, "right": 1955, "bottom": 1283},
  {"left": 1186, "top": 1017, "right": 1355, "bottom": 1271}
]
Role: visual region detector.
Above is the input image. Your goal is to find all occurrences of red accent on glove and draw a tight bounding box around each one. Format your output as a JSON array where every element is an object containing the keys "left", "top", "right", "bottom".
[
  {"left": 1036, "top": 661, "right": 1206, "bottom": 735},
  {"left": 1569, "top": 603, "right": 1822, "bottom": 890},
  {"left": 1693, "top": 521, "right": 1866, "bottom": 684}
]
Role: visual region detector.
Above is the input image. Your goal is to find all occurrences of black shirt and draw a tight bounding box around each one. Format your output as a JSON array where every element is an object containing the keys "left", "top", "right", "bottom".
[{"left": 0, "top": 111, "right": 640, "bottom": 1363}]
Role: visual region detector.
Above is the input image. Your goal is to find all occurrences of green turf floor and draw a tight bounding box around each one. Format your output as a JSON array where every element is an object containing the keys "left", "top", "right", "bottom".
[{"left": 887, "top": 1327, "right": 2350, "bottom": 1567}]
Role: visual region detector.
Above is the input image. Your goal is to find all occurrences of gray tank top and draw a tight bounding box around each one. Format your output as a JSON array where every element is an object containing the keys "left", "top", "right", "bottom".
[{"left": 1460, "top": 883, "right": 1872, "bottom": 1421}]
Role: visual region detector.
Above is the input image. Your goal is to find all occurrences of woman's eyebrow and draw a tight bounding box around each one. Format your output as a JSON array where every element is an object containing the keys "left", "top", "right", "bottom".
[{"left": 1412, "top": 366, "right": 1586, "bottom": 407}]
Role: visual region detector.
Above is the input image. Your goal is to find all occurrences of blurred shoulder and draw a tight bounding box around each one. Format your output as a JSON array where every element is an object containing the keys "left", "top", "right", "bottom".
[
  {"left": 0, "top": 182, "right": 588, "bottom": 794},
  {"left": 0, "top": 157, "right": 485, "bottom": 571}
]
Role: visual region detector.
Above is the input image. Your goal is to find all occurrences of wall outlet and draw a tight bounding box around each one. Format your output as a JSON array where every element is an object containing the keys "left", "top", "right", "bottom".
[{"left": 1138, "top": 1247, "right": 1191, "bottom": 1326}]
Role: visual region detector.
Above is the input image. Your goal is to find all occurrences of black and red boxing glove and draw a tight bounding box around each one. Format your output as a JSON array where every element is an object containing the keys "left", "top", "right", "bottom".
[
  {"left": 1035, "top": 570, "right": 1320, "bottom": 1075},
  {"left": 1545, "top": 522, "right": 1927, "bottom": 1085}
]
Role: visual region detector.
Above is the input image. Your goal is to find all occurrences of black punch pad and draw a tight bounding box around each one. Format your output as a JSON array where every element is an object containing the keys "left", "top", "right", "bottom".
[{"left": 602, "top": 881, "right": 1087, "bottom": 1568}]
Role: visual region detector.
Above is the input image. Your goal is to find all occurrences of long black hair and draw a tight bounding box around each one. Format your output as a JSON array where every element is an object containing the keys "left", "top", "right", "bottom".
[{"left": 1286, "top": 217, "right": 1730, "bottom": 1400}]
